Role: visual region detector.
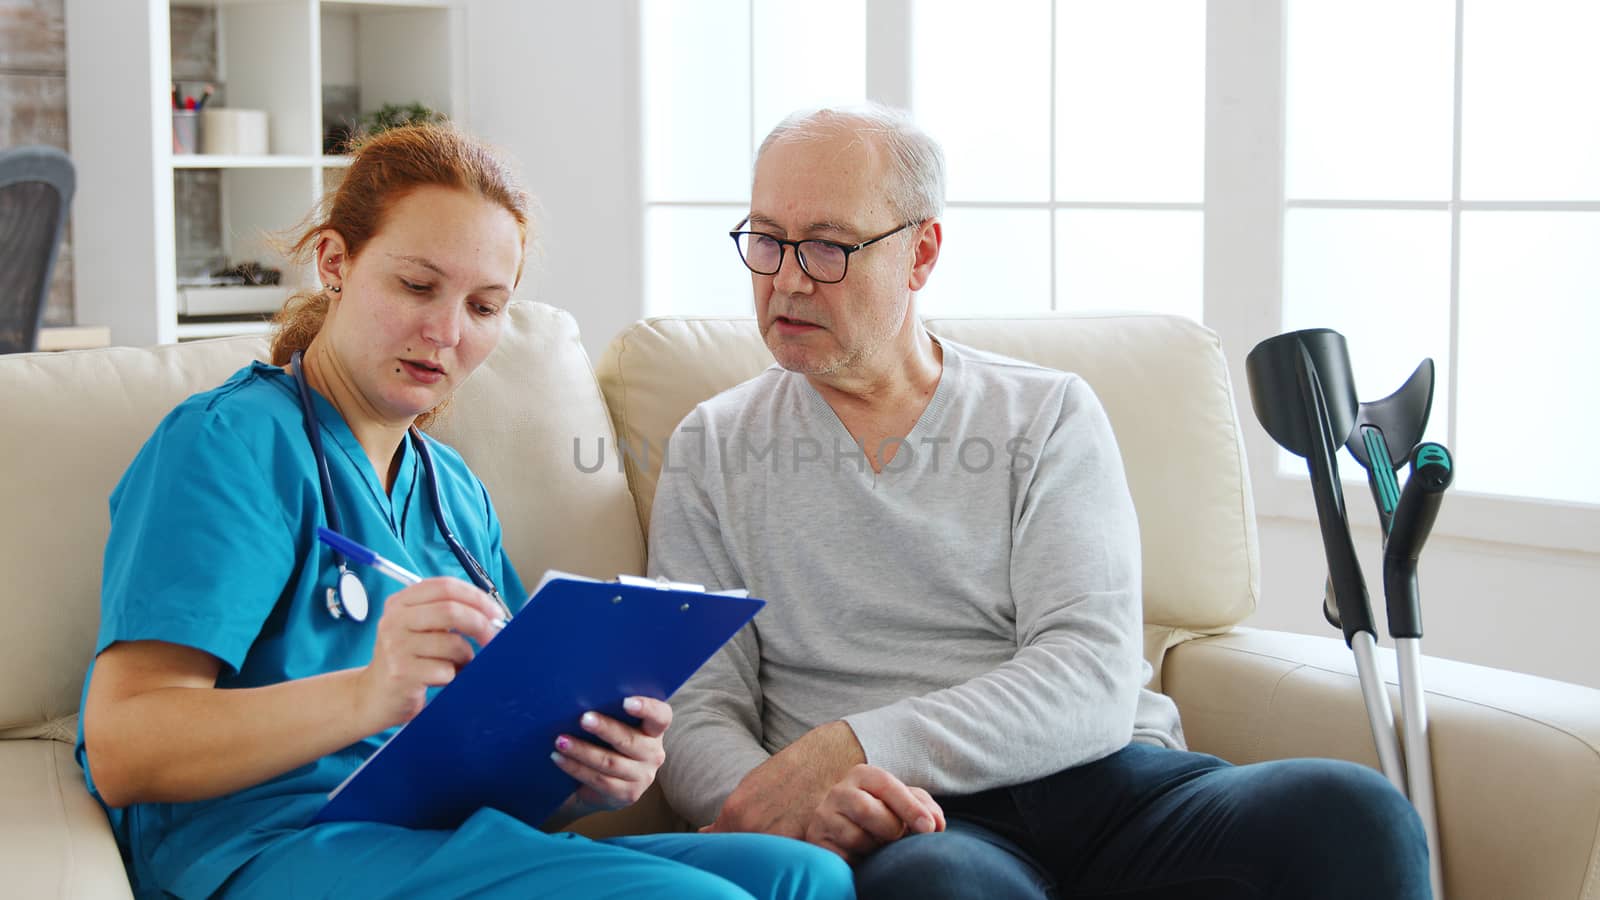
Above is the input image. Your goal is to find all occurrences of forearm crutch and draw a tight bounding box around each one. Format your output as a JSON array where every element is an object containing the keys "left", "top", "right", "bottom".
[
  {"left": 1246, "top": 331, "right": 1405, "bottom": 792},
  {"left": 1383, "top": 443, "right": 1452, "bottom": 900}
]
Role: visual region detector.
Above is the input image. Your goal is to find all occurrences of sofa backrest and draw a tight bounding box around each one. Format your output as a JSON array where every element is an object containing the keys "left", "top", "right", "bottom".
[
  {"left": 595, "top": 314, "right": 1260, "bottom": 667},
  {"left": 0, "top": 302, "right": 642, "bottom": 739}
]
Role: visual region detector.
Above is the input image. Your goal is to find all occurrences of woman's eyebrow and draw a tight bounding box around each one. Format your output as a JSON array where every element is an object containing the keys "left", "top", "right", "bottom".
[
  {"left": 393, "top": 254, "right": 511, "bottom": 294},
  {"left": 393, "top": 254, "right": 448, "bottom": 277}
]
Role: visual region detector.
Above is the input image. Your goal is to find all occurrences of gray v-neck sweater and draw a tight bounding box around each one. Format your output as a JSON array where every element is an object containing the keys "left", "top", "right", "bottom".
[{"left": 649, "top": 339, "right": 1184, "bottom": 827}]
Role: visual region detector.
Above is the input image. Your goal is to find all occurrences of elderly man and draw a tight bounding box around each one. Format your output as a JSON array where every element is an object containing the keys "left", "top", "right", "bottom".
[{"left": 649, "top": 104, "right": 1428, "bottom": 900}]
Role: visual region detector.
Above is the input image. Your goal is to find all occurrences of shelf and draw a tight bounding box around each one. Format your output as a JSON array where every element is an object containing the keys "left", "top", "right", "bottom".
[
  {"left": 175, "top": 318, "right": 276, "bottom": 341},
  {"left": 67, "top": 0, "right": 461, "bottom": 347},
  {"left": 172, "top": 154, "right": 325, "bottom": 169},
  {"left": 323, "top": 0, "right": 452, "bottom": 10}
]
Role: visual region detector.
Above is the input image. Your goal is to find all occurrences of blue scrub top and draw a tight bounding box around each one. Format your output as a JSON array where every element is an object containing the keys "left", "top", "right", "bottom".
[{"left": 75, "top": 361, "right": 528, "bottom": 899}]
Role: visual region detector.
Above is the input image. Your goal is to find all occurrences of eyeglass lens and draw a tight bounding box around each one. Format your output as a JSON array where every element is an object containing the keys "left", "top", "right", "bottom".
[{"left": 736, "top": 233, "right": 850, "bottom": 283}]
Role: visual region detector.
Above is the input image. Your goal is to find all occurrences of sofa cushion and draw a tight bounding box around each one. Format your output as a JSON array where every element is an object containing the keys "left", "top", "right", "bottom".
[
  {"left": 596, "top": 314, "right": 1258, "bottom": 636},
  {"left": 0, "top": 302, "right": 642, "bottom": 737},
  {"left": 0, "top": 740, "right": 131, "bottom": 898},
  {"left": 1165, "top": 628, "right": 1600, "bottom": 900}
]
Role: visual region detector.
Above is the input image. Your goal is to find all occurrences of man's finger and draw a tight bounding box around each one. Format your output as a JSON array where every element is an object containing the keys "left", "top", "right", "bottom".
[
  {"left": 909, "top": 786, "right": 947, "bottom": 831},
  {"left": 835, "top": 789, "right": 906, "bottom": 844},
  {"left": 858, "top": 768, "right": 940, "bottom": 833},
  {"left": 810, "top": 807, "right": 882, "bottom": 859},
  {"left": 812, "top": 837, "right": 853, "bottom": 862}
]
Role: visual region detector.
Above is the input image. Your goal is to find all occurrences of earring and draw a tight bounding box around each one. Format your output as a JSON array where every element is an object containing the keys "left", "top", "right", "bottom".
[{"left": 324, "top": 283, "right": 342, "bottom": 294}]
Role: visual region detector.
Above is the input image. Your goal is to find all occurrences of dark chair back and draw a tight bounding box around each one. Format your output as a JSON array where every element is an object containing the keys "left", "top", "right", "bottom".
[{"left": 0, "top": 146, "right": 75, "bottom": 353}]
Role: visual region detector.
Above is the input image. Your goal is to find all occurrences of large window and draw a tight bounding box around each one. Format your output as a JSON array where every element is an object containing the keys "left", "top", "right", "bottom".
[
  {"left": 642, "top": 0, "right": 867, "bottom": 318},
  {"left": 640, "top": 0, "right": 1599, "bottom": 532},
  {"left": 641, "top": 0, "right": 1205, "bottom": 321},
  {"left": 1283, "top": 0, "right": 1599, "bottom": 506}
]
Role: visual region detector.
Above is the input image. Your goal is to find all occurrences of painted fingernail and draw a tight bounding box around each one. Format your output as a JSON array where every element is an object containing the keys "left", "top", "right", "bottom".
[
  {"left": 623, "top": 697, "right": 642, "bottom": 714},
  {"left": 580, "top": 712, "right": 598, "bottom": 729},
  {"left": 555, "top": 736, "right": 571, "bottom": 751},
  {"left": 549, "top": 751, "right": 564, "bottom": 765}
]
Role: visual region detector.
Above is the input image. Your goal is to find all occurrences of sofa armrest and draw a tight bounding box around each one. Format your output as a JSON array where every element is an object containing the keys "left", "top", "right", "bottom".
[
  {"left": 0, "top": 740, "right": 131, "bottom": 899},
  {"left": 1163, "top": 627, "right": 1600, "bottom": 900}
]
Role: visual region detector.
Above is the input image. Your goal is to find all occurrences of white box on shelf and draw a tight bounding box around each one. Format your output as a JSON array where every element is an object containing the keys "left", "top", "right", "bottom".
[
  {"left": 201, "top": 109, "right": 270, "bottom": 155},
  {"left": 177, "top": 284, "right": 289, "bottom": 317}
]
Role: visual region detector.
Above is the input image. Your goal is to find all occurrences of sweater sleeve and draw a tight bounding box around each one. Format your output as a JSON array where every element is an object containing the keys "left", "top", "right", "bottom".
[
  {"left": 647, "top": 412, "right": 774, "bottom": 826},
  {"left": 842, "top": 377, "right": 1145, "bottom": 794}
]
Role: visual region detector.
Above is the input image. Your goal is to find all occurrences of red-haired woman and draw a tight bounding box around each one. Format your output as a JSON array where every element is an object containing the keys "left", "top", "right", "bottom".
[{"left": 77, "top": 124, "right": 853, "bottom": 900}]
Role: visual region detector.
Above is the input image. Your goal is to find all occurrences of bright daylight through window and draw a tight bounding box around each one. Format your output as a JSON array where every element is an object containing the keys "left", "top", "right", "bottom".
[
  {"left": 644, "top": 0, "right": 1597, "bottom": 509},
  {"left": 1284, "top": 0, "right": 1599, "bottom": 505},
  {"left": 642, "top": 0, "right": 1203, "bottom": 322}
]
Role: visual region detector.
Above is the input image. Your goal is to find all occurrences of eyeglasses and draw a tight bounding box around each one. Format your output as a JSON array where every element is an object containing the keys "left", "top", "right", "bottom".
[{"left": 729, "top": 218, "right": 917, "bottom": 284}]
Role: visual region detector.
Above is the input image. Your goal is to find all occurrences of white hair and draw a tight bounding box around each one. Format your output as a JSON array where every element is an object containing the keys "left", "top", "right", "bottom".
[{"left": 755, "top": 103, "right": 946, "bottom": 222}]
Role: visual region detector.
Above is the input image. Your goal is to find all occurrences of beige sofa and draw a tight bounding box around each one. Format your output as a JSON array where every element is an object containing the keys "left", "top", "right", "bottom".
[{"left": 3, "top": 303, "right": 1596, "bottom": 899}]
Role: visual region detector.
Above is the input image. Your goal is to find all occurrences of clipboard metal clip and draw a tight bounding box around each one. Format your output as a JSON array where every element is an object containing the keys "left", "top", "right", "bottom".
[{"left": 616, "top": 573, "right": 707, "bottom": 592}]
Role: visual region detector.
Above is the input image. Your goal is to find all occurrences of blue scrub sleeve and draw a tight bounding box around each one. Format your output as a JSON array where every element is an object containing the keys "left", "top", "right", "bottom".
[{"left": 98, "top": 407, "right": 299, "bottom": 675}]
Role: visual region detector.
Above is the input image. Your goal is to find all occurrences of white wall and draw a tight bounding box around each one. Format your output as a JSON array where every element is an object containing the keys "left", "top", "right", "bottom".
[
  {"left": 1249, "top": 510, "right": 1600, "bottom": 690},
  {"left": 463, "top": 0, "right": 643, "bottom": 361}
]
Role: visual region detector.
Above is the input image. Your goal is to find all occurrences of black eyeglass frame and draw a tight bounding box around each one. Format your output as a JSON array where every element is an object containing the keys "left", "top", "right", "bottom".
[{"left": 729, "top": 217, "right": 918, "bottom": 284}]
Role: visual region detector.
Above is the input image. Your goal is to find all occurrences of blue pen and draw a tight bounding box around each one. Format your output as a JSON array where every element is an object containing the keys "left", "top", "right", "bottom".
[{"left": 316, "top": 526, "right": 509, "bottom": 626}]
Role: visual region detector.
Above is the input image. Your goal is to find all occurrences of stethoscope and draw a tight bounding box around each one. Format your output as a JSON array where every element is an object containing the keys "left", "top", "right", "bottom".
[{"left": 291, "top": 350, "right": 502, "bottom": 622}]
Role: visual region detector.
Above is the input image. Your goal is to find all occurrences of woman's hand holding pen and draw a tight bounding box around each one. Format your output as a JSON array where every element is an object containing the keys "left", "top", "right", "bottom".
[
  {"left": 551, "top": 697, "right": 673, "bottom": 812},
  {"left": 356, "top": 577, "right": 505, "bottom": 731}
]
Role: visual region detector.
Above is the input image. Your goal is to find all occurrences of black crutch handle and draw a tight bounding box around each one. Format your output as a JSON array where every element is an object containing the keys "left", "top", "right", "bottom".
[{"left": 1383, "top": 443, "right": 1453, "bottom": 638}]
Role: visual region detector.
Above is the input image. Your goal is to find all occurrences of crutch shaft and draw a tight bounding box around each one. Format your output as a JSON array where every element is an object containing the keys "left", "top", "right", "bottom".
[
  {"left": 1398, "top": 639, "right": 1444, "bottom": 900},
  {"left": 1351, "top": 632, "right": 1407, "bottom": 794}
]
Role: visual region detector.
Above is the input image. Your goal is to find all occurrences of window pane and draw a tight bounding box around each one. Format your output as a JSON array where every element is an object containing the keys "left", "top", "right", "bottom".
[
  {"left": 913, "top": 0, "right": 1051, "bottom": 201},
  {"left": 1285, "top": 0, "right": 1454, "bottom": 200},
  {"left": 1055, "top": 0, "right": 1205, "bottom": 203},
  {"left": 752, "top": 0, "right": 867, "bottom": 144},
  {"left": 645, "top": 205, "right": 755, "bottom": 317},
  {"left": 1280, "top": 209, "right": 1452, "bottom": 476},
  {"left": 1457, "top": 212, "right": 1600, "bottom": 503},
  {"left": 1461, "top": 0, "right": 1600, "bottom": 200},
  {"left": 1054, "top": 210, "right": 1202, "bottom": 318},
  {"left": 642, "top": 0, "right": 751, "bottom": 202},
  {"left": 917, "top": 208, "right": 1051, "bottom": 316}
]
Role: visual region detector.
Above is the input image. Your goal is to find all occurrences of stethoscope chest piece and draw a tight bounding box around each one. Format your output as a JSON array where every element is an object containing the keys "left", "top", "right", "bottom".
[
  {"left": 292, "top": 349, "right": 495, "bottom": 624},
  {"left": 325, "top": 565, "right": 370, "bottom": 622}
]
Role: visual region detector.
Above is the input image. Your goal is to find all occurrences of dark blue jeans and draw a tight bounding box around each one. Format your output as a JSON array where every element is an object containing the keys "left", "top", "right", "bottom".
[{"left": 853, "top": 744, "right": 1429, "bottom": 900}]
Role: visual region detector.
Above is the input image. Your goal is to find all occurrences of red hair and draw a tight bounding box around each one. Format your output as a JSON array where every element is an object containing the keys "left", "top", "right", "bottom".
[{"left": 269, "top": 124, "right": 532, "bottom": 427}]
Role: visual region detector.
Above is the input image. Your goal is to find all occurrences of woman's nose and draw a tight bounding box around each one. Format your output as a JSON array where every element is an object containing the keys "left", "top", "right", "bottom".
[{"left": 420, "top": 301, "right": 463, "bottom": 348}]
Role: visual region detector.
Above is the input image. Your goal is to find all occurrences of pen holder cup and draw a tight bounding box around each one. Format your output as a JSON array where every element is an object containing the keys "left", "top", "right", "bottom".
[
  {"left": 171, "top": 110, "right": 200, "bottom": 155},
  {"left": 200, "top": 108, "right": 270, "bottom": 156}
]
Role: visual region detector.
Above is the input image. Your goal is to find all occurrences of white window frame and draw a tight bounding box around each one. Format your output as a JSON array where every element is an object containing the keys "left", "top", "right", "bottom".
[
  {"left": 1210, "top": 0, "right": 1598, "bottom": 554},
  {"left": 641, "top": 0, "right": 1600, "bottom": 554},
  {"left": 643, "top": 0, "right": 1203, "bottom": 316}
]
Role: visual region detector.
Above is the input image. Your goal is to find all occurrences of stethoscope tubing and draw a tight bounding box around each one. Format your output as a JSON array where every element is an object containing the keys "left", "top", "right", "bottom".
[{"left": 290, "top": 351, "right": 502, "bottom": 618}]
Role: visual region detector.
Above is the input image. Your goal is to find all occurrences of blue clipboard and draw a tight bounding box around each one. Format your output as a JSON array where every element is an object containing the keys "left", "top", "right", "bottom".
[{"left": 310, "top": 574, "right": 763, "bottom": 830}]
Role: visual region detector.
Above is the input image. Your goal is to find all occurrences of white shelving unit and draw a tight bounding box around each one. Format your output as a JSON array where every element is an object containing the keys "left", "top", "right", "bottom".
[{"left": 65, "top": 0, "right": 465, "bottom": 346}]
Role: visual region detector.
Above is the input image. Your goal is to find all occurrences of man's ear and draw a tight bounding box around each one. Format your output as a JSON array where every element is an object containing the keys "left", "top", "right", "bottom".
[
  {"left": 906, "top": 219, "right": 942, "bottom": 293},
  {"left": 315, "top": 230, "right": 349, "bottom": 292}
]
